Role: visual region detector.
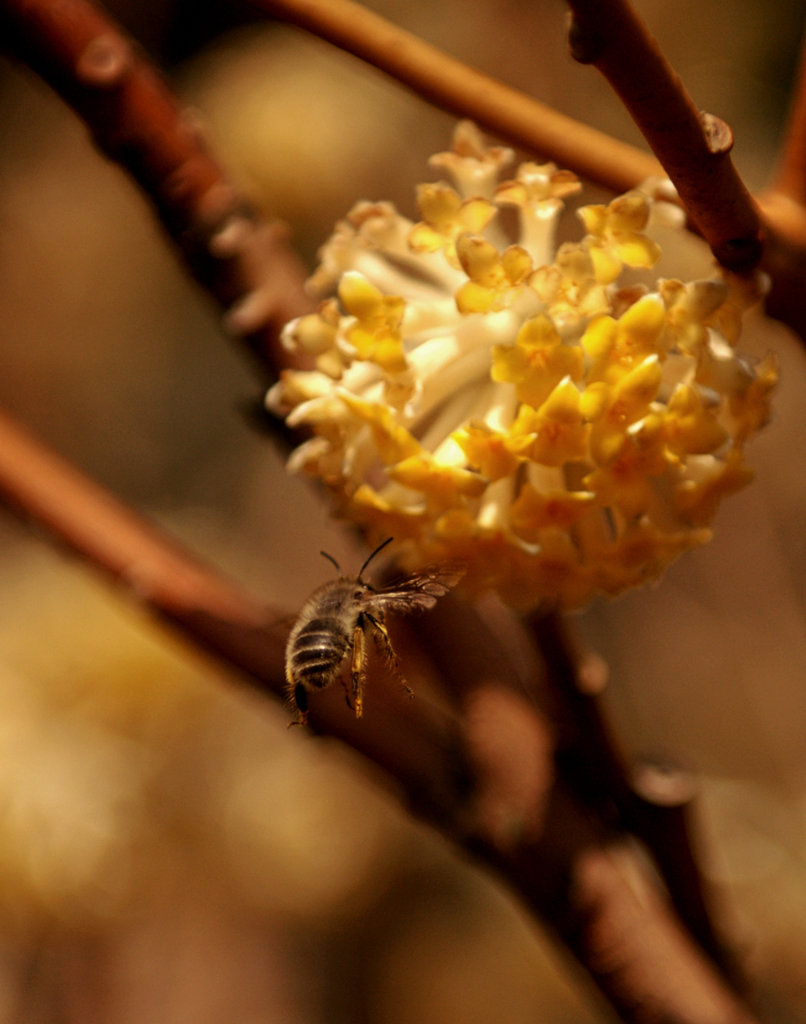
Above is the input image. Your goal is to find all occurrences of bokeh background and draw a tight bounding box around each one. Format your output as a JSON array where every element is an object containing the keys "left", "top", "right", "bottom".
[{"left": 1, "top": 0, "right": 806, "bottom": 1020}]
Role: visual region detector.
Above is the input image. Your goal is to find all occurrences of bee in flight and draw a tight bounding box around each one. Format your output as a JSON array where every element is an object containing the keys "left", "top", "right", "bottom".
[{"left": 285, "top": 538, "right": 465, "bottom": 726}]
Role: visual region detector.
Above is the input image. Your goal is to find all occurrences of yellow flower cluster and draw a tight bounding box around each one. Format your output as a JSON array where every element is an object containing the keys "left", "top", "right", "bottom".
[{"left": 268, "top": 122, "right": 776, "bottom": 609}]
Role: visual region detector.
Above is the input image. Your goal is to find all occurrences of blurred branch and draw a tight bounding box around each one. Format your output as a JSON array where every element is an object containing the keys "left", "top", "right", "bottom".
[
  {"left": 0, "top": 0, "right": 312, "bottom": 376},
  {"left": 757, "top": 26, "right": 806, "bottom": 340},
  {"left": 0, "top": 407, "right": 756, "bottom": 1024},
  {"left": 246, "top": 0, "right": 661, "bottom": 192},
  {"left": 528, "top": 612, "right": 743, "bottom": 989},
  {"left": 0, "top": 408, "right": 285, "bottom": 681},
  {"left": 769, "top": 25, "right": 806, "bottom": 209},
  {"left": 628, "top": 759, "right": 744, "bottom": 988}
]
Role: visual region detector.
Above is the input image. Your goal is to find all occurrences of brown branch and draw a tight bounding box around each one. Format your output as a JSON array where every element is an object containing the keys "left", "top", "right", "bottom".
[
  {"left": 0, "top": 0, "right": 312, "bottom": 376},
  {"left": 0, "top": 406, "right": 758, "bottom": 1024},
  {"left": 769, "top": 27, "right": 806, "bottom": 208},
  {"left": 754, "top": 27, "right": 806, "bottom": 342},
  {"left": 0, "top": 408, "right": 285, "bottom": 682},
  {"left": 529, "top": 613, "right": 743, "bottom": 989},
  {"left": 564, "top": 0, "right": 763, "bottom": 272},
  {"left": 629, "top": 759, "right": 745, "bottom": 989},
  {"left": 245, "top": 0, "right": 661, "bottom": 193}
]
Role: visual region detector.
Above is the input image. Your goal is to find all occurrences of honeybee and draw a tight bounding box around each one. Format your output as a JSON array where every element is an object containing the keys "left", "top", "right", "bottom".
[{"left": 285, "top": 538, "right": 465, "bottom": 726}]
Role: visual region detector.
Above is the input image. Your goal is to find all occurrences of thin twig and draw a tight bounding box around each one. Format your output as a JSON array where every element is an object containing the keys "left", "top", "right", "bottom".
[
  {"left": 0, "top": 0, "right": 312, "bottom": 376},
  {"left": 245, "top": 0, "right": 661, "bottom": 193},
  {"left": 564, "top": 0, "right": 763, "bottom": 272},
  {"left": 769, "top": 27, "right": 806, "bottom": 209},
  {"left": 755, "top": 26, "right": 806, "bottom": 341}
]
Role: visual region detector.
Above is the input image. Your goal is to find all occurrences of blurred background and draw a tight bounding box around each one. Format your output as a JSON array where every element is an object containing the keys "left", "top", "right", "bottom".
[{"left": 1, "top": 0, "right": 806, "bottom": 1020}]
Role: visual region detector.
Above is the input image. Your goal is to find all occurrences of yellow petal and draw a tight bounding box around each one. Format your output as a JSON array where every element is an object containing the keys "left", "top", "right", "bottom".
[
  {"left": 538, "top": 376, "right": 584, "bottom": 423},
  {"left": 390, "top": 453, "right": 487, "bottom": 501},
  {"left": 581, "top": 315, "right": 617, "bottom": 361},
  {"left": 517, "top": 313, "right": 561, "bottom": 349},
  {"left": 456, "top": 280, "right": 498, "bottom": 314},
  {"left": 351, "top": 484, "right": 428, "bottom": 539},
  {"left": 491, "top": 315, "right": 583, "bottom": 407},
  {"left": 664, "top": 384, "right": 727, "bottom": 455},
  {"left": 610, "top": 355, "right": 663, "bottom": 420},
  {"left": 728, "top": 351, "right": 778, "bottom": 443},
  {"left": 616, "top": 294, "right": 666, "bottom": 356},
  {"left": 452, "top": 422, "right": 523, "bottom": 480},
  {"left": 456, "top": 235, "right": 503, "bottom": 285},
  {"left": 408, "top": 221, "right": 450, "bottom": 254},
  {"left": 528, "top": 379, "right": 590, "bottom": 466},
  {"left": 607, "top": 191, "right": 651, "bottom": 232},
  {"left": 675, "top": 451, "right": 754, "bottom": 525},
  {"left": 578, "top": 204, "right": 607, "bottom": 235},
  {"left": 510, "top": 485, "right": 595, "bottom": 539},
  {"left": 339, "top": 394, "right": 421, "bottom": 463},
  {"left": 583, "top": 459, "right": 656, "bottom": 518},
  {"left": 460, "top": 196, "right": 499, "bottom": 233},
  {"left": 501, "top": 244, "right": 533, "bottom": 284},
  {"left": 615, "top": 235, "right": 662, "bottom": 268},
  {"left": 338, "top": 272, "right": 386, "bottom": 318},
  {"left": 578, "top": 380, "right": 611, "bottom": 420},
  {"left": 588, "top": 243, "right": 623, "bottom": 284}
]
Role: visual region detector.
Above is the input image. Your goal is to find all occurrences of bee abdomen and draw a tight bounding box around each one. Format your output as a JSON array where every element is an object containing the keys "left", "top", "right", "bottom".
[{"left": 289, "top": 616, "right": 351, "bottom": 688}]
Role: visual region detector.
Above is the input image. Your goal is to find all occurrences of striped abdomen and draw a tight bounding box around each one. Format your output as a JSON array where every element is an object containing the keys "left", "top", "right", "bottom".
[{"left": 287, "top": 614, "right": 353, "bottom": 691}]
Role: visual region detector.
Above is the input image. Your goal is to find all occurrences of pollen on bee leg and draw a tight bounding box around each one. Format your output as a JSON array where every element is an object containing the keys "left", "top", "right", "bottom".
[
  {"left": 368, "top": 615, "right": 413, "bottom": 701},
  {"left": 350, "top": 620, "right": 368, "bottom": 718}
]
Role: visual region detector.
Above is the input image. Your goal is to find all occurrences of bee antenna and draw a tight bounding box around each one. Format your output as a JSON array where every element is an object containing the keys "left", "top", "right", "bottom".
[
  {"left": 357, "top": 537, "right": 394, "bottom": 581},
  {"left": 319, "top": 550, "right": 342, "bottom": 575}
]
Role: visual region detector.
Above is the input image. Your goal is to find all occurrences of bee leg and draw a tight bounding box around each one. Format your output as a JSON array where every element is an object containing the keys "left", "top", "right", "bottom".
[
  {"left": 348, "top": 618, "right": 368, "bottom": 718},
  {"left": 287, "top": 680, "right": 309, "bottom": 728},
  {"left": 365, "top": 614, "right": 413, "bottom": 700}
]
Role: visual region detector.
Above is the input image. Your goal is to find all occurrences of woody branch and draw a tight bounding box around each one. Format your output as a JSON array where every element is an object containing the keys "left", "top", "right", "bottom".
[
  {"left": 0, "top": 0, "right": 311, "bottom": 373},
  {"left": 755, "top": 27, "right": 806, "bottom": 337},
  {"left": 564, "top": 0, "right": 763, "bottom": 272}
]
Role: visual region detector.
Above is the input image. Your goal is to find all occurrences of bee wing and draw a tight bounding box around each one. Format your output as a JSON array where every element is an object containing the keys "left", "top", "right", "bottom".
[{"left": 370, "top": 562, "right": 466, "bottom": 615}]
